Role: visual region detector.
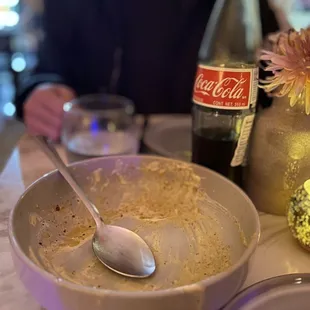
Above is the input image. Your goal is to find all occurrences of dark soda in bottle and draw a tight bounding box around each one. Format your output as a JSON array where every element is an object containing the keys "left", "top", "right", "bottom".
[{"left": 191, "top": 0, "right": 261, "bottom": 187}]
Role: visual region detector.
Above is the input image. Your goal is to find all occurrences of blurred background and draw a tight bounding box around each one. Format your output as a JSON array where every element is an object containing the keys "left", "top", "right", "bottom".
[{"left": 0, "top": 0, "right": 309, "bottom": 170}]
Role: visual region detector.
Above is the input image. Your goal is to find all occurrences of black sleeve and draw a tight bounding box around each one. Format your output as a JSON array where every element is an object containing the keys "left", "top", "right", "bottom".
[
  {"left": 258, "top": 0, "right": 280, "bottom": 108},
  {"left": 14, "top": 0, "right": 75, "bottom": 120}
]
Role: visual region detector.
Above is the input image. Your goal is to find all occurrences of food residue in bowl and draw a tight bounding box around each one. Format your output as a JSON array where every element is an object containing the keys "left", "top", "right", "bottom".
[{"left": 29, "top": 160, "right": 239, "bottom": 291}]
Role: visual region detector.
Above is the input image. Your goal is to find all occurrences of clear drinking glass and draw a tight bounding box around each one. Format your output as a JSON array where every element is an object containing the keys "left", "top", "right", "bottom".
[{"left": 61, "top": 94, "right": 139, "bottom": 163}]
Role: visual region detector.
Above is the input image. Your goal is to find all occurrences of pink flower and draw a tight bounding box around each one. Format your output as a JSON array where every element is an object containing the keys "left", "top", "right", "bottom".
[{"left": 260, "top": 28, "right": 310, "bottom": 114}]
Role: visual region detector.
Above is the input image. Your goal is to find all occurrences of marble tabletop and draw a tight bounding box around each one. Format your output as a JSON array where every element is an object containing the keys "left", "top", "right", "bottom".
[{"left": 1, "top": 132, "right": 310, "bottom": 309}]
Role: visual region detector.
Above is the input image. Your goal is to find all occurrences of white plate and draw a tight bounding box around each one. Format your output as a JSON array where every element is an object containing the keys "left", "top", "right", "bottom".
[
  {"left": 224, "top": 273, "right": 310, "bottom": 310},
  {"left": 143, "top": 116, "right": 191, "bottom": 161}
]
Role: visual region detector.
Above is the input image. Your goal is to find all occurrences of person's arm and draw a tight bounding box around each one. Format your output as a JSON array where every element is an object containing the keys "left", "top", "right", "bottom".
[{"left": 14, "top": 0, "right": 75, "bottom": 120}]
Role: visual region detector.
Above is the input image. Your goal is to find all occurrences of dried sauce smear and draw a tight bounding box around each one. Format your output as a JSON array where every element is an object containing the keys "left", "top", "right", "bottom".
[{"left": 31, "top": 160, "right": 239, "bottom": 291}]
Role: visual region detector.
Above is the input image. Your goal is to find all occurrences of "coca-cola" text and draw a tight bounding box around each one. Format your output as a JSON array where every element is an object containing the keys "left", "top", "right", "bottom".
[
  {"left": 192, "top": 65, "right": 255, "bottom": 109},
  {"left": 194, "top": 74, "right": 247, "bottom": 100}
]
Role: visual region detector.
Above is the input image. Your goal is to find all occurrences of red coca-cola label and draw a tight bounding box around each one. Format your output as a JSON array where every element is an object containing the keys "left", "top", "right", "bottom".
[{"left": 193, "top": 65, "right": 258, "bottom": 110}]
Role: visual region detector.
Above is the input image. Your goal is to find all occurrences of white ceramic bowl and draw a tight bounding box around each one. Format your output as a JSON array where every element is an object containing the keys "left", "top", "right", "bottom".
[{"left": 9, "top": 155, "right": 260, "bottom": 310}]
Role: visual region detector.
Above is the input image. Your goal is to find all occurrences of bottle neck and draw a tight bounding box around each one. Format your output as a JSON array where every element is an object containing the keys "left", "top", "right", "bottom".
[{"left": 199, "top": 0, "right": 262, "bottom": 64}]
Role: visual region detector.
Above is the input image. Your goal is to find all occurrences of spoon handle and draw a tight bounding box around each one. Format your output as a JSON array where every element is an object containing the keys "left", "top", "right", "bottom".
[{"left": 34, "top": 136, "right": 104, "bottom": 227}]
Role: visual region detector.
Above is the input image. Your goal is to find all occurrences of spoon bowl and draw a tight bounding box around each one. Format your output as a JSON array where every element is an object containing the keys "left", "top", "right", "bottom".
[
  {"left": 93, "top": 225, "right": 156, "bottom": 278},
  {"left": 34, "top": 136, "right": 156, "bottom": 278}
]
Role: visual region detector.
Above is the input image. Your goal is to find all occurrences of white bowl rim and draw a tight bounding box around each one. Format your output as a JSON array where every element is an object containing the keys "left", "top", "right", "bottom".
[
  {"left": 223, "top": 273, "right": 310, "bottom": 309},
  {"left": 8, "top": 154, "right": 260, "bottom": 298}
]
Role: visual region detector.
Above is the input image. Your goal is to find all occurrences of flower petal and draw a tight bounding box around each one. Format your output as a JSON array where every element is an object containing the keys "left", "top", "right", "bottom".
[
  {"left": 259, "top": 27, "right": 310, "bottom": 111},
  {"left": 305, "top": 80, "right": 310, "bottom": 115}
]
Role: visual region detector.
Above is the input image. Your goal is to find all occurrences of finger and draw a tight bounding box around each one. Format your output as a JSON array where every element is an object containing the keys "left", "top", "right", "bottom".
[
  {"left": 31, "top": 85, "right": 75, "bottom": 116},
  {"left": 26, "top": 101, "right": 63, "bottom": 129},
  {"left": 41, "top": 97, "right": 67, "bottom": 117},
  {"left": 26, "top": 116, "right": 61, "bottom": 141},
  {"left": 35, "top": 83, "right": 76, "bottom": 101},
  {"left": 53, "top": 85, "right": 76, "bottom": 101},
  {"left": 31, "top": 90, "right": 67, "bottom": 117},
  {"left": 25, "top": 101, "right": 63, "bottom": 132}
]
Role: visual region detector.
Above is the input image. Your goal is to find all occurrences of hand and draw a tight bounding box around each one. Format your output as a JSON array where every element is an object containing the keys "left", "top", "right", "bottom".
[{"left": 24, "top": 83, "right": 76, "bottom": 141}]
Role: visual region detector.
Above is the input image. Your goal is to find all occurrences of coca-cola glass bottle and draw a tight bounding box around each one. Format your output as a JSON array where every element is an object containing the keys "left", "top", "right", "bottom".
[{"left": 192, "top": 0, "right": 261, "bottom": 187}]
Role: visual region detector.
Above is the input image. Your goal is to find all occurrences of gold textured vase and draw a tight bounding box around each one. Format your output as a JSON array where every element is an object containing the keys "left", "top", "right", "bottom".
[{"left": 245, "top": 96, "right": 310, "bottom": 215}]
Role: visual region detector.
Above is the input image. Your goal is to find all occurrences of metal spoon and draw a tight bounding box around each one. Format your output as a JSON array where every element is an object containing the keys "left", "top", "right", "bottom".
[{"left": 35, "top": 136, "right": 156, "bottom": 278}]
